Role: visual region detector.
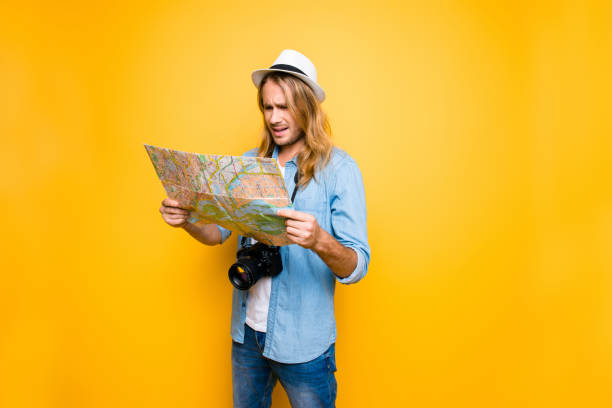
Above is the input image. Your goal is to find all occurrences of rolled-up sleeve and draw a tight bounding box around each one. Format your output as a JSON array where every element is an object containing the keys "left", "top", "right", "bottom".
[
  {"left": 329, "top": 157, "right": 370, "bottom": 284},
  {"left": 336, "top": 249, "right": 367, "bottom": 284},
  {"left": 216, "top": 225, "right": 232, "bottom": 244}
]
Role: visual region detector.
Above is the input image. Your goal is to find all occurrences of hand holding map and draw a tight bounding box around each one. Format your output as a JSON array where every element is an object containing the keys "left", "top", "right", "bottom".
[
  {"left": 159, "top": 197, "right": 191, "bottom": 228},
  {"left": 145, "top": 144, "right": 293, "bottom": 246}
]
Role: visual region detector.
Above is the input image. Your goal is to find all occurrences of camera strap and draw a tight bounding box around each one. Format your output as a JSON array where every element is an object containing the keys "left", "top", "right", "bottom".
[{"left": 291, "top": 171, "right": 299, "bottom": 203}]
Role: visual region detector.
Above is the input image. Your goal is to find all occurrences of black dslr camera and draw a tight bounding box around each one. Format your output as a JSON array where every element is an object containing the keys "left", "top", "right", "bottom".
[
  {"left": 227, "top": 171, "right": 299, "bottom": 290},
  {"left": 228, "top": 241, "right": 283, "bottom": 290}
]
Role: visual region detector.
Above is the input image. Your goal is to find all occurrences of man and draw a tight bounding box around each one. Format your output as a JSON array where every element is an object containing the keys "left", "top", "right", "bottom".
[{"left": 159, "top": 49, "right": 370, "bottom": 407}]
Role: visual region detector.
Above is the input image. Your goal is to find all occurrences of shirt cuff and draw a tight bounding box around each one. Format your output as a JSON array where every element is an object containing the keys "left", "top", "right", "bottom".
[
  {"left": 336, "top": 249, "right": 366, "bottom": 284},
  {"left": 217, "top": 225, "right": 232, "bottom": 243}
]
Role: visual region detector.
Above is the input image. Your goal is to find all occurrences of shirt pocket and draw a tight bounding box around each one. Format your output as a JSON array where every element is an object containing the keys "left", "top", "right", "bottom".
[{"left": 293, "top": 181, "right": 327, "bottom": 215}]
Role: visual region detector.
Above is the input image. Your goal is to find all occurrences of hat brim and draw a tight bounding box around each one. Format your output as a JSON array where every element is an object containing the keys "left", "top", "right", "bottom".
[{"left": 252, "top": 69, "right": 326, "bottom": 102}]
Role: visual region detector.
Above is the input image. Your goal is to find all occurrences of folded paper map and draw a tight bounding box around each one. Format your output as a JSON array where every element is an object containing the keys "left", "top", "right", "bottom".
[{"left": 145, "top": 144, "right": 292, "bottom": 246}]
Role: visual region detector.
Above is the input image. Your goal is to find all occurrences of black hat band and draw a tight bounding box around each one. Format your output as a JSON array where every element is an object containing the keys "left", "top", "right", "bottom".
[{"left": 269, "top": 64, "right": 307, "bottom": 77}]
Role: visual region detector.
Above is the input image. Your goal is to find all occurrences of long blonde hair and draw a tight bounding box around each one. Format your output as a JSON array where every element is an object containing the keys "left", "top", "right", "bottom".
[{"left": 257, "top": 73, "right": 333, "bottom": 188}]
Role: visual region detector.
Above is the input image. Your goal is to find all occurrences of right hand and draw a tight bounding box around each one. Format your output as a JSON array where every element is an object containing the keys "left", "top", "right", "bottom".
[{"left": 159, "top": 198, "right": 190, "bottom": 228}]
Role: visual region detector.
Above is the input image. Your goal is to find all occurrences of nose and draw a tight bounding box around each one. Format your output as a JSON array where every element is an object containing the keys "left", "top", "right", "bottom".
[{"left": 270, "top": 108, "right": 282, "bottom": 124}]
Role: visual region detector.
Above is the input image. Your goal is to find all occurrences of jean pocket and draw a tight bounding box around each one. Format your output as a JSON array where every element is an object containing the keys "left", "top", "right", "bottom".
[{"left": 326, "top": 343, "right": 337, "bottom": 373}]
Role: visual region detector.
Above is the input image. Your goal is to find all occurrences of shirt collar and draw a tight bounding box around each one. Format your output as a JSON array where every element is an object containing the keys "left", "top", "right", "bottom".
[{"left": 272, "top": 145, "right": 298, "bottom": 165}]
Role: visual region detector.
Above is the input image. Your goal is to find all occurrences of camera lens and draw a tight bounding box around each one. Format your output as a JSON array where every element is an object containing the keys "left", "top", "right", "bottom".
[
  {"left": 231, "top": 265, "right": 250, "bottom": 289},
  {"left": 228, "top": 260, "right": 258, "bottom": 290},
  {"left": 228, "top": 243, "right": 283, "bottom": 290}
]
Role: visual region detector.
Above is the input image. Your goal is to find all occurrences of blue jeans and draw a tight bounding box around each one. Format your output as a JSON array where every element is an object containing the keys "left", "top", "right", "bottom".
[{"left": 232, "top": 324, "right": 337, "bottom": 407}]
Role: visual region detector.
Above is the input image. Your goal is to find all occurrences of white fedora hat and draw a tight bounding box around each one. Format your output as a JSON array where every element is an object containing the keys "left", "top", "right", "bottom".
[{"left": 252, "top": 49, "right": 326, "bottom": 102}]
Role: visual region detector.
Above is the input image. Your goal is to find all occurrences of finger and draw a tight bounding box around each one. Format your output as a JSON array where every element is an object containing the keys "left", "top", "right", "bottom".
[
  {"left": 277, "top": 209, "right": 313, "bottom": 222},
  {"left": 284, "top": 229, "right": 301, "bottom": 243},
  {"left": 162, "top": 214, "right": 186, "bottom": 222},
  {"left": 162, "top": 198, "right": 190, "bottom": 210},
  {"left": 162, "top": 198, "right": 179, "bottom": 206},
  {"left": 166, "top": 218, "right": 186, "bottom": 226},
  {"left": 285, "top": 219, "right": 310, "bottom": 228},
  {"left": 162, "top": 207, "right": 190, "bottom": 216},
  {"left": 166, "top": 214, "right": 189, "bottom": 219},
  {"left": 286, "top": 226, "right": 307, "bottom": 238},
  {"left": 285, "top": 235, "right": 299, "bottom": 245},
  {"left": 163, "top": 212, "right": 186, "bottom": 220},
  {"left": 285, "top": 220, "right": 316, "bottom": 235}
]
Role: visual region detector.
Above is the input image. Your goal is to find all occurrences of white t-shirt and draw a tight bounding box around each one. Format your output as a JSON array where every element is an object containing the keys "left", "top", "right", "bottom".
[{"left": 245, "top": 162, "right": 285, "bottom": 333}]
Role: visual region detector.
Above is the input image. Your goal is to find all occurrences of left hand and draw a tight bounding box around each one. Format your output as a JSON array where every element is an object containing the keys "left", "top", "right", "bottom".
[{"left": 277, "top": 209, "right": 321, "bottom": 249}]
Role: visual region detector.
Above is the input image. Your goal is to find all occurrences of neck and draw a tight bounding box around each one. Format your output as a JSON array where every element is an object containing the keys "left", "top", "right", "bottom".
[{"left": 277, "top": 138, "right": 305, "bottom": 166}]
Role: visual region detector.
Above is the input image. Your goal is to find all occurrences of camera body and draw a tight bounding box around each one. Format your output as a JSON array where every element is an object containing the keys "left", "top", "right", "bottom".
[
  {"left": 228, "top": 242, "right": 283, "bottom": 290},
  {"left": 227, "top": 170, "right": 298, "bottom": 290}
]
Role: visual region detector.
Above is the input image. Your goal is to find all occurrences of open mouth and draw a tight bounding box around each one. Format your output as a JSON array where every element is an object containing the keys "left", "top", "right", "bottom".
[{"left": 272, "top": 127, "right": 288, "bottom": 135}]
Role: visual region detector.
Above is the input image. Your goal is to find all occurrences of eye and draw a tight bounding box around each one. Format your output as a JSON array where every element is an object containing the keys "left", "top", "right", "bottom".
[{"left": 264, "top": 105, "right": 273, "bottom": 111}]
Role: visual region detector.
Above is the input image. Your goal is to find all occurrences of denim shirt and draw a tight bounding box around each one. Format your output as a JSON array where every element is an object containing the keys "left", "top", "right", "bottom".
[{"left": 217, "top": 146, "right": 370, "bottom": 363}]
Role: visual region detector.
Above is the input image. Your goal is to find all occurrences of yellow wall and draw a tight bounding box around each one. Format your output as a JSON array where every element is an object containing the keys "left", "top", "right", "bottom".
[{"left": 2, "top": 1, "right": 611, "bottom": 406}]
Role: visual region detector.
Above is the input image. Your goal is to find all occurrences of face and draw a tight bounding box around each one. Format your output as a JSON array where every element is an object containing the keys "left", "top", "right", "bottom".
[{"left": 261, "top": 80, "right": 303, "bottom": 148}]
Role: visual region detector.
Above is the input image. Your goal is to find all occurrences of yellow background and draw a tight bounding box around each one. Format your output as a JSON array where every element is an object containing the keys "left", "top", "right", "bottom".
[{"left": 2, "top": 1, "right": 611, "bottom": 406}]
